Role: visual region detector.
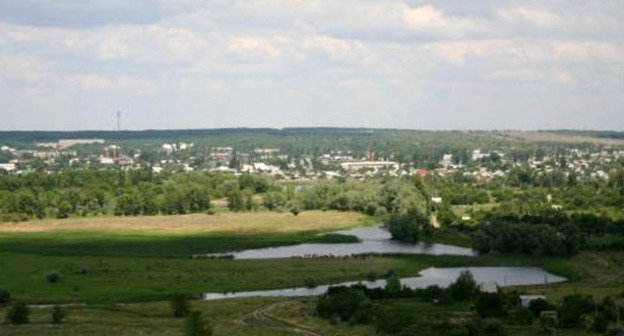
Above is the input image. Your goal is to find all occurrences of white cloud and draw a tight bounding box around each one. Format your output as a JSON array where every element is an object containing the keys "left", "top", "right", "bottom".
[
  {"left": 497, "top": 7, "right": 561, "bottom": 26},
  {"left": 227, "top": 36, "right": 282, "bottom": 60},
  {"left": 402, "top": 5, "right": 482, "bottom": 36},
  {"left": 67, "top": 74, "right": 111, "bottom": 89},
  {"left": 488, "top": 69, "right": 578, "bottom": 86}
]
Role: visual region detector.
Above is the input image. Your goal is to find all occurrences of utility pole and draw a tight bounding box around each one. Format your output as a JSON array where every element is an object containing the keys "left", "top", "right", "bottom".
[{"left": 116, "top": 110, "right": 121, "bottom": 131}]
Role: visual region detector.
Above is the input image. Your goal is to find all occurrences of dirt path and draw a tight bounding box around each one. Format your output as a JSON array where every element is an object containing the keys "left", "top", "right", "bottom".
[{"left": 236, "top": 301, "right": 324, "bottom": 336}]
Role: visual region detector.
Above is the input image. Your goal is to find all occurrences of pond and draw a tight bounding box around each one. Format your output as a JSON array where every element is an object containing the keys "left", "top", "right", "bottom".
[
  {"left": 203, "top": 266, "right": 566, "bottom": 300},
  {"left": 200, "top": 225, "right": 476, "bottom": 259}
]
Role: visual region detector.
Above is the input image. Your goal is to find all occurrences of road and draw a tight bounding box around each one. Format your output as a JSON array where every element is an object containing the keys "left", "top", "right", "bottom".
[{"left": 236, "top": 301, "right": 324, "bottom": 336}]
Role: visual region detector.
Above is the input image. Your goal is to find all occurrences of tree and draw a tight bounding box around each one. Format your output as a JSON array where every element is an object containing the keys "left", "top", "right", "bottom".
[
  {"left": 316, "top": 287, "right": 370, "bottom": 322},
  {"left": 51, "top": 305, "right": 67, "bottom": 324},
  {"left": 385, "top": 271, "right": 401, "bottom": 294},
  {"left": 171, "top": 293, "right": 191, "bottom": 318},
  {"left": 475, "top": 292, "right": 507, "bottom": 318},
  {"left": 387, "top": 207, "right": 430, "bottom": 243},
  {"left": 289, "top": 202, "right": 302, "bottom": 216},
  {"left": 5, "top": 300, "right": 30, "bottom": 325},
  {"left": 448, "top": 270, "right": 478, "bottom": 301},
  {"left": 0, "top": 287, "right": 10, "bottom": 305},
  {"left": 185, "top": 311, "right": 213, "bottom": 336}
]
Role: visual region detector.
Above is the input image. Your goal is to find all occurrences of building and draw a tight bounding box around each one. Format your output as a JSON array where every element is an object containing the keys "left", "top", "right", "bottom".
[
  {"left": 472, "top": 149, "right": 490, "bottom": 161},
  {"left": 254, "top": 148, "right": 279, "bottom": 160},
  {"left": 441, "top": 154, "right": 453, "bottom": 167},
  {"left": 210, "top": 147, "right": 233, "bottom": 164},
  {"left": 0, "top": 163, "right": 16, "bottom": 171},
  {"left": 340, "top": 161, "right": 399, "bottom": 172},
  {"left": 519, "top": 295, "right": 546, "bottom": 308}
]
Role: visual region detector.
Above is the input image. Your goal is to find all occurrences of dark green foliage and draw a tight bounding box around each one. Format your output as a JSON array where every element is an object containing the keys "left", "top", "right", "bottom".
[
  {"left": 290, "top": 202, "right": 302, "bottom": 216},
  {"left": 316, "top": 287, "right": 372, "bottom": 322},
  {"left": 0, "top": 287, "right": 9, "bottom": 305},
  {"left": 558, "top": 294, "right": 594, "bottom": 326},
  {"left": 473, "top": 222, "right": 580, "bottom": 256},
  {"left": 185, "top": 311, "right": 212, "bottom": 336},
  {"left": 385, "top": 271, "right": 401, "bottom": 294},
  {"left": 475, "top": 293, "right": 507, "bottom": 318},
  {"left": 448, "top": 270, "right": 478, "bottom": 301},
  {"left": 171, "top": 293, "right": 191, "bottom": 318},
  {"left": 387, "top": 207, "right": 430, "bottom": 242},
  {"left": 591, "top": 314, "right": 609, "bottom": 333},
  {"left": 511, "top": 308, "right": 534, "bottom": 325},
  {"left": 528, "top": 298, "right": 554, "bottom": 317},
  {"left": 5, "top": 300, "right": 29, "bottom": 325},
  {"left": 51, "top": 305, "right": 67, "bottom": 324},
  {"left": 466, "top": 319, "right": 507, "bottom": 336},
  {"left": 45, "top": 271, "right": 61, "bottom": 283},
  {"left": 304, "top": 276, "right": 319, "bottom": 288}
]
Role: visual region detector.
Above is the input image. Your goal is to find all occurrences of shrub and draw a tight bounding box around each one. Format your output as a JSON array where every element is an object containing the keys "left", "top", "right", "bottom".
[
  {"left": 475, "top": 293, "right": 507, "bottom": 318},
  {"left": 304, "top": 277, "right": 319, "bottom": 288},
  {"left": 385, "top": 272, "right": 401, "bottom": 294},
  {"left": 528, "top": 298, "right": 554, "bottom": 317},
  {"left": 448, "top": 270, "right": 478, "bottom": 301},
  {"left": 0, "top": 287, "right": 10, "bottom": 305},
  {"left": 365, "top": 271, "right": 379, "bottom": 282},
  {"left": 185, "top": 311, "right": 212, "bottom": 336},
  {"left": 511, "top": 308, "right": 534, "bottom": 325},
  {"left": 591, "top": 314, "right": 609, "bottom": 333},
  {"left": 51, "top": 305, "right": 67, "bottom": 324},
  {"left": 317, "top": 287, "right": 370, "bottom": 322},
  {"left": 558, "top": 294, "right": 593, "bottom": 326},
  {"left": 290, "top": 203, "right": 302, "bottom": 216},
  {"left": 5, "top": 300, "right": 30, "bottom": 325},
  {"left": 45, "top": 271, "right": 61, "bottom": 283},
  {"left": 466, "top": 319, "right": 507, "bottom": 336},
  {"left": 171, "top": 293, "right": 191, "bottom": 318}
]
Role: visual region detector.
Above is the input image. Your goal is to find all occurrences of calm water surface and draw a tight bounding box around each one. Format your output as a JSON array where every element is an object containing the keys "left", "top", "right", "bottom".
[
  {"left": 201, "top": 225, "right": 476, "bottom": 259},
  {"left": 203, "top": 266, "right": 566, "bottom": 300}
]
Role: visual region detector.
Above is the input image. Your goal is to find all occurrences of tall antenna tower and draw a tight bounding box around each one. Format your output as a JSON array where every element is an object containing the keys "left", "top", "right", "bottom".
[{"left": 116, "top": 110, "right": 121, "bottom": 131}]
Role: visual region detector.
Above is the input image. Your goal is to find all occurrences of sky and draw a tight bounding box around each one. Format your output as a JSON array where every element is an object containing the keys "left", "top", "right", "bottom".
[{"left": 0, "top": 0, "right": 623, "bottom": 131}]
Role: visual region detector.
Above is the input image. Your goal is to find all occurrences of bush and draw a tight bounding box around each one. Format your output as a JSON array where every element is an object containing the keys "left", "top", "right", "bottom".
[
  {"left": 51, "top": 305, "right": 67, "bottom": 324},
  {"left": 591, "top": 313, "right": 609, "bottom": 333},
  {"left": 558, "top": 294, "right": 593, "bottom": 326},
  {"left": 5, "top": 300, "right": 30, "bottom": 325},
  {"left": 385, "top": 271, "right": 401, "bottom": 294},
  {"left": 528, "top": 298, "right": 553, "bottom": 317},
  {"left": 387, "top": 207, "right": 430, "bottom": 242},
  {"left": 317, "top": 287, "right": 370, "bottom": 322},
  {"left": 185, "top": 311, "right": 212, "bottom": 336},
  {"left": 304, "top": 277, "right": 319, "bottom": 288},
  {"left": 511, "top": 308, "right": 534, "bottom": 325},
  {"left": 448, "top": 270, "right": 478, "bottom": 301},
  {"left": 475, "top": 293, "right": 507, "bottom": 318},
  {"left": 466, "top": 319, "right": 507, "bottom": 336},
  {"left": 0, "top": 287, "right": 10, "bottom": 305},
  {"left": 45, "top": 271, "right": 61, "bottom": 283},
  {"left": 171, "top": 293, "right": 191, "bottom": 318}
]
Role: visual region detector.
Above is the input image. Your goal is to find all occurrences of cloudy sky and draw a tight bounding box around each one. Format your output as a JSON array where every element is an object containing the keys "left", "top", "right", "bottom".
[{"left": 0, "top": 0, "right": 622, "bottom": 130}]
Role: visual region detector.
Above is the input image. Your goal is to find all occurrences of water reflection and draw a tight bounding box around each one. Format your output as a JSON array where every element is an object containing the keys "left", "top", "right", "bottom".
[
  {"left": 203, "top": 266, "right": 566, "bottom": 300},
  {"left": 200, "top": 225, "right": 476, "bottom": 260}
]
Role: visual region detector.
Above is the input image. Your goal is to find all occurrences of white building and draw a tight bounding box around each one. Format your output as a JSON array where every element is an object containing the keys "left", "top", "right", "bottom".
[
  {"left": 340, "top": 161, "right": 399, "bottom": 172},
  {"left": 441, "top": 154, "right": 453, "bottom": 167},
  {"left": 0, "top": 163, "right": 16, "bottom": 171}
]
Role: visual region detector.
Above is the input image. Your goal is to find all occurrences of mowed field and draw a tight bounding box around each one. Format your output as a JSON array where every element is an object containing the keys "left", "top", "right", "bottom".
[{"left": 0, "top": 210, "right": 366, "bottom": 234}]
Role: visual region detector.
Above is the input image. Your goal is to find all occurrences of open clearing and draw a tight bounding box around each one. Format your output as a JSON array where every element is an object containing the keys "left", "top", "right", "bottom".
[
  {"left": 502, "top": 131, "right": 624, "bottom": 146},
  {"left": 0, "top": 211, "right": 367, "bottom": 234}
]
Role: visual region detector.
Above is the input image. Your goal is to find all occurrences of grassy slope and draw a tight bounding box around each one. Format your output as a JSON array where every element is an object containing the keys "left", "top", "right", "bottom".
[{"left": 0, "top": 211, "right": 373, "bottom": 257}]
